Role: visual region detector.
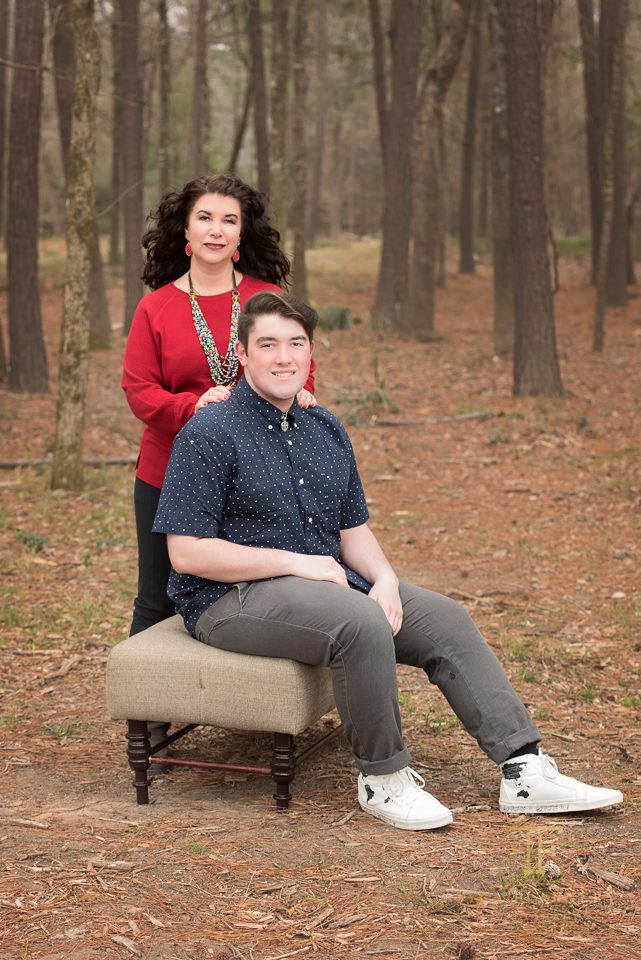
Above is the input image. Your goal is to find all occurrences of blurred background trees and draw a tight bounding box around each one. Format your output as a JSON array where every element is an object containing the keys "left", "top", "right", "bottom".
[{"left": 1, "top": 0, "right": 640, "bottom": 399}]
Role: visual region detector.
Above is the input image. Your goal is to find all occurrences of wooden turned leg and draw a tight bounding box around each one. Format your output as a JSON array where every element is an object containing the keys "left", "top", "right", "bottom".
[
  {"left": 271, "top": 732, "right": 296, "bottom": 810},
  {"left": 126, "top": 719, "right": 151, "bottom": 804}
]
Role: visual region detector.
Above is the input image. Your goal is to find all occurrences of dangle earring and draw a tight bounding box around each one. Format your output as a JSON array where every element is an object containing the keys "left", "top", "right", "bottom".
[
  {"left": 185, "top": 242, "right": 192, "bottom": 257},
  {"left": 232, "top": 247, "right": 240, "bottom": 263}
]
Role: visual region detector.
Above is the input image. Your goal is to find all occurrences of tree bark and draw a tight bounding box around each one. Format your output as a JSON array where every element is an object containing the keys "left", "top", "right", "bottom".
[
  {"left": 371, "top": 0, "right": 425, "bottom": 331},
  {"left": 247, "top": 0, "right": 269, "bottom": 195},
  {"left": 306, "top": 0, "right": 328, "bottom": 245},
  {"left": 157, "top": 0, "right": 171, "bottom": 195},
  {"left": 117, "top": 0, "right": 143, "bottom": 334},
  {"left": 109, "top": 7, "right": 121, "bottom": 264},
  {"left": 0, "top": 0, "right": 9, "bottom": 243},
  {"left": 599, "top": 0, "right": 627, "bottom": 308},
  {"left": 577, "top": 0, "right": 602, "bottom": 282},
  {"left": 503, "top": 0, "right": 562, "bottom": 396},
  {"left": 8, "top": 0, "right": 48, "bottom": 393},
  {"left": 268, "top": 0, "right": 289, "bottom": 237},
  {"left": 51, "top": 0, "right": 100, "bottom": 490},
  {"left": 593, "top": 0, "right": 628, "bottom": 350},
  {"left": 189, "top": 0, "right": 209, "bottom": 176},
  {"left": 488, "top": 0, "right": 513, "bottom": 355},
  {"left": 368, "top": 0, "right": 388, "bottom": 172},
  {"left": 458, "top": 0, "right": 483, "bottom": 274},
  {"left": 407, "top": 0, "right": 472, "bottom": 338},
  {"left": 291, "top": 0, "right": 311, "bottom": 300}
]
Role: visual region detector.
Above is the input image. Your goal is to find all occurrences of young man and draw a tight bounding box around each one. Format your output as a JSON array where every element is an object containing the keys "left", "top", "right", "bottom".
[{"left": 153, "top": 292, "right": 623, "bottom": 830}]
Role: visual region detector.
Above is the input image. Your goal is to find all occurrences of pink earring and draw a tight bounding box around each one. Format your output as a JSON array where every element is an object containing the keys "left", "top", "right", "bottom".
[
  {"left": 233, "top": 248, "right": 240, "bottom": 262},
  {"left": 185, "top": 242, "right": 192, "bottom": 257}
]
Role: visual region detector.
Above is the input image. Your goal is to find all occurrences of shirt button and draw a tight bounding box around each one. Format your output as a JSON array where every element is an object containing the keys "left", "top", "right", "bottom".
[
  {"left": 287, "top": 440, "right": 292, "bottom": 446},
  {"left": 299, "top": 478, "right": 304, "bottom": 485},
  {"left": 267, "top": 425, "right": 273, "bottom": 431},
  {"left": 307, "top": 516, "right": 313, "bottom": 523}
]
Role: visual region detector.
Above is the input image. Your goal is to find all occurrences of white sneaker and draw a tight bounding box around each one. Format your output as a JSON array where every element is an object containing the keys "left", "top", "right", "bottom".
[
  {"left": 358, "top": 766, "right": 453, "bottom": 830},
  {"left": 499, "top": 752, "right": 623, "bottom": 814}
]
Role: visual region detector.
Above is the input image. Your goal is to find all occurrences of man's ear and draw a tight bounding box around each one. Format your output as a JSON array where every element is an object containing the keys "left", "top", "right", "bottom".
[
  {"left": 310, "top": 340, "right": 315, "bottom": 358},
  {"left": 235, "top": 340, "right": 248, "bottom": 367}
]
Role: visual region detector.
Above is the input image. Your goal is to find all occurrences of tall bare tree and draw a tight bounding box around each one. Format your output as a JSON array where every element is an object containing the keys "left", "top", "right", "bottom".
[
  {"left": 189, "top": 0, "right": 209, "bottom": 176},
  {"left": 306, "top": 0, "right": 328, "bottom": 245},
  {"left": 117, "top": 0, "right": 143, "bottom": 334},
  {"left": 51, "top": 0, "right": 101, "bottom": 490},
  {"left": 157, "top": 0, "right": 171, "bottom": 195},
  {"left": 488, "top": 0, "right": 513, "bottom": 355},
  {"left": 0, "top": 0, "right": 9, "bottom": 242},
  {"left": 109, "top": 7, "right": 122, "bottom": 264},
  {"left": 503, "top": 0, "right": 562, "bottom": 396},
  {"left": 49, "top": 0, "right": 110, "bottom": 349},
  {"left": 291, "top": 0, "right": 311, "bottom": 300},
  {"left": 8, "top": 0, "right": 48, "bottom": 392},
  {"left": 458, "top": 0, "right": 483, "bottom": 274},
  {"left": 593, "top": 0, "right": 628, "bottom": 351},
  {"left": 371, "top": 0, "right": 425, "bottom": 331},
  {"left": 247, "top": 0, "right": 269, "bottom": 194},
  {"left": 368, "top": 0, "right": 388, "bottom": 171},
  {"left": 268, "top": 0, "right": 290, "bottom": 236},
  {"left": 407, "top": 0, "right": 472, "bottom": 338},
  {"left": 577, "top": 0, "right": 601, "bottom": 284}
]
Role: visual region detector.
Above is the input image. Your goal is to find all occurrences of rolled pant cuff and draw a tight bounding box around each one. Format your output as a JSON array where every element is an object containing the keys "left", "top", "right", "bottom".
[
  {"left": 487, "top": 725, "right": 541, "bottom": 765},
  {"left": 356, "top": 747, "right": 412, "bottom": 777}
]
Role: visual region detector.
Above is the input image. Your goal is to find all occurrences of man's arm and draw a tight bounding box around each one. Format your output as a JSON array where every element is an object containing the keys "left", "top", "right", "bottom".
[
  {"left": 168, "top": 534, "right": 349, "bottom": 588},
  {"left": 339, "top": 523, "right": 403, "bottom": 635}
]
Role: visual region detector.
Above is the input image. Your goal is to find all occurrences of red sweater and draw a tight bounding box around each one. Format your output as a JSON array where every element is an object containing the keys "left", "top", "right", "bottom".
[{"left": 122, "top": 275, "right": 315, "bottom": 488}]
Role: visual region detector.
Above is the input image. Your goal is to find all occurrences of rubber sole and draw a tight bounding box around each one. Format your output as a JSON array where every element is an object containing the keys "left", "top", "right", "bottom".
[
  {"left": 359, "top": 800, "right": 453, "bottom": 830},
  {"left": 499, "top": 790, "right": 623, "bottom": 814}
]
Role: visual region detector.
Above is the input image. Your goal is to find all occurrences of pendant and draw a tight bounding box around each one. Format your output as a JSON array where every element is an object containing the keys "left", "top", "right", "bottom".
[{"left": 280, "top": 417, "right": 289, "bottom": 432}]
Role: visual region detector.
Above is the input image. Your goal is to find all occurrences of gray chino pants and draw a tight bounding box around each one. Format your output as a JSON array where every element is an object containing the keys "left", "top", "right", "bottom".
[{"left": 195, "top": 577, "right": 540, "bottom": 776}]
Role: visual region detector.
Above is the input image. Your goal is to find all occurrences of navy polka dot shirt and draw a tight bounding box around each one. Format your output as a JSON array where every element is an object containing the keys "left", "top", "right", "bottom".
[{"left": 153, "top": 376, "right": 371, "bottom": 634}]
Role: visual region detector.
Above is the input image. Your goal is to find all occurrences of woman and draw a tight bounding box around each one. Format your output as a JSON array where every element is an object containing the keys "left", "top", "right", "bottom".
[{"left": 123, "top": 172, "right": 316, "bottom": 640}]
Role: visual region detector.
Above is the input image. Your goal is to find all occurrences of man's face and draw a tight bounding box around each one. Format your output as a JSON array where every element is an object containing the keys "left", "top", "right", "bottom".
[{"left": 236, "top": 312, "right": 314, "bottom": 411}]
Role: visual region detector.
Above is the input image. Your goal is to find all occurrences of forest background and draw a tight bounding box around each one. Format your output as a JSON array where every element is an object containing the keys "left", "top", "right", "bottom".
[{"left": 0, "top": 1, "right": 640, "bottom": 959}]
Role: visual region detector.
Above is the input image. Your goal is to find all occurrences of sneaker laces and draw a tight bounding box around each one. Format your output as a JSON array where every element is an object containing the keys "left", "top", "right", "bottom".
[
  {"left": 383, "top": 767, "right": 426, "bottom": 799},
  {"left": 539, "top": 754, "right": 559, "bottom": 779}
]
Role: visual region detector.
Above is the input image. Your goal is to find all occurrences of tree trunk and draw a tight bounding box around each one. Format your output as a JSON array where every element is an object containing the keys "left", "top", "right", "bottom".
[
  {"left": 368, "top": 0, "right": 388, "bottom": 171},
  {"left": 488, "top": 0, "right": 513, "bottom": 355},
  {"left": 458, "top": 0, "right": 483, "bottom": 274},
  {"left": 0, "top": 0, "right": 10, "bottom": 243},
  {"left": 593, "top": 0, "right": 628, "bottom": 351},
  {"left": 306, "top": 0, "right": 328, "bottom": 245},
  {"left": 599, "top": 0, "right": 627, "bottom": 308},
  {"left": 51, "top": 0, "right": 100, "bottom": 491},
  {"left": 268, "top": 0, "right": 289, "bottom": 237},
  {"left": 50, "top": 0, "right": 110, "bottom": 348},
  {"left": 247, "top": 0, "right": 269, "bottom": 195},
  {"left": 371, "top": 0, "right": 425, "bottom": 331},
  {"left": 117, "top": 0, "right": 143, "bottom": 334},
  {"left": 291, "top": 0, "right": 311, "bottom": 300},
  {"left": 577, "top": 0, "right": 602, "bottom": 284},
  {"left": 503, "top": 0, "right": 562, "bottom": 396},
  {"left": 407, "top": 0, "right": 472, "bottom": 338},
  {"left": 189, "top": 0, "right": 208, "bottom": 176},
  {"left": 109, "top": 8, "right": 121, "bottom": 264},
  {"left": 228, "top": 74, "right": 253, "bottom": 172},
  {"left": 8, "top": 0, "right": 48, "bottom": 393},
  {"left": 157, "top": 0, "right": 171, "bottom": 195}
]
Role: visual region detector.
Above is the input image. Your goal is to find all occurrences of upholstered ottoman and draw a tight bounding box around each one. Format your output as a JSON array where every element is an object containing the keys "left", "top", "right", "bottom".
[{"left": 106, "top": 615, "right": 341, "bottom": 808}]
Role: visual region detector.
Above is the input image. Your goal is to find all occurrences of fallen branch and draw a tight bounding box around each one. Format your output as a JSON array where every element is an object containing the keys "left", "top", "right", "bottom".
[
  {"left": 374, "top": 411, "right": 494, "bottom": 427},
  {"left": 0, "top": 457, "right": 137, "bottom": 469}
]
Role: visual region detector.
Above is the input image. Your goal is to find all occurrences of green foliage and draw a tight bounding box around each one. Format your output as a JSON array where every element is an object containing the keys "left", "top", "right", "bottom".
[
  {"left": 317, "top": 304, "right": 355, "bottom": 330},
  {"left": 15, "top": 530, "right": 48, "bottom": 553}
]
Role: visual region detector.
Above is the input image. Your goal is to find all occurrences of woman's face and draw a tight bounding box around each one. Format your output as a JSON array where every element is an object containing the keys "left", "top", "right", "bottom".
[{"left": 185, "top": 192, "right": 242, "bottom": 269}]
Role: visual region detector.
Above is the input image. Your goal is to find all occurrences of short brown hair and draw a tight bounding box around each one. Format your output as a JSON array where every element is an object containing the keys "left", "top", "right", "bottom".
[{"left": 238, "top": 291, "right": 319, "bottom": 349}]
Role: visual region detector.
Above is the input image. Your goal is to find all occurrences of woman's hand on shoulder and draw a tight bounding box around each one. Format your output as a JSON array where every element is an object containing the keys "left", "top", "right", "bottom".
[
  {"left": 195, "top": 385, "right": 232, "bottom": 413},
  {"left": 297, "top": 388, "right": 317, "bottom": 408}
]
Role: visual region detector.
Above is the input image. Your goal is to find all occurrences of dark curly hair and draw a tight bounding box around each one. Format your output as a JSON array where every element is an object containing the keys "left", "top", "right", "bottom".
[{"left": 141, "top": 173, "right": 291, "bottom": 290}]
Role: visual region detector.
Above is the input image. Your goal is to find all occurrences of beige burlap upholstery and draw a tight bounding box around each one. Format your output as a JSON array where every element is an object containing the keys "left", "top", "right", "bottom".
[{"left": 106, "top": 615, "right": 335, "bottom": 734}]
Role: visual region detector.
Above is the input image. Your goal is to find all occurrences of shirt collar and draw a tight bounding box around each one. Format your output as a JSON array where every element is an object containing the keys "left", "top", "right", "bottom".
[{"left": 234, "top": 374, "right": 300, "bottom": 429}]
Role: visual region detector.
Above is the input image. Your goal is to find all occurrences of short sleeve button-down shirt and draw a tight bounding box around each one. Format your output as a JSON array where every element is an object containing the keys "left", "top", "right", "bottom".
[{"left": 153, "top": 376, "right": 371, "bottom": 634}]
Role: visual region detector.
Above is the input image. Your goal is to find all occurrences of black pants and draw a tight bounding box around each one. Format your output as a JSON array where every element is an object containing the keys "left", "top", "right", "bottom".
[{"left": 130, "top": 477, "right": 175, "bottom": 636}]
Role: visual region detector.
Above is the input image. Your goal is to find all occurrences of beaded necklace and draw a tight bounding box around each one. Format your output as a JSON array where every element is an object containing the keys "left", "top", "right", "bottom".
[{"left": 188, "top": 269, "right": 240, "bottom": 386}]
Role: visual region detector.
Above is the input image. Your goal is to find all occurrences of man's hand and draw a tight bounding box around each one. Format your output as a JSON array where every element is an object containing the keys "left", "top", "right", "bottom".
[
  {"left": 290, "top": 554, "right": 349, "bottom": 587},
  {"left": 297, "top": 388, "right": 317, "bottom": 408},
  {"left": 369, "top": 575, "right": 403, "bottom": 635},
  {"left": 195, "top": 385, "right": 232, "bottom": 412}
]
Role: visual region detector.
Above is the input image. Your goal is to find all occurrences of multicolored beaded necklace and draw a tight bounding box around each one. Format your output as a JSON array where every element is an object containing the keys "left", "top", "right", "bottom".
[{"left": 188, "top": 269, "right": 240, "bottom": 386}]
